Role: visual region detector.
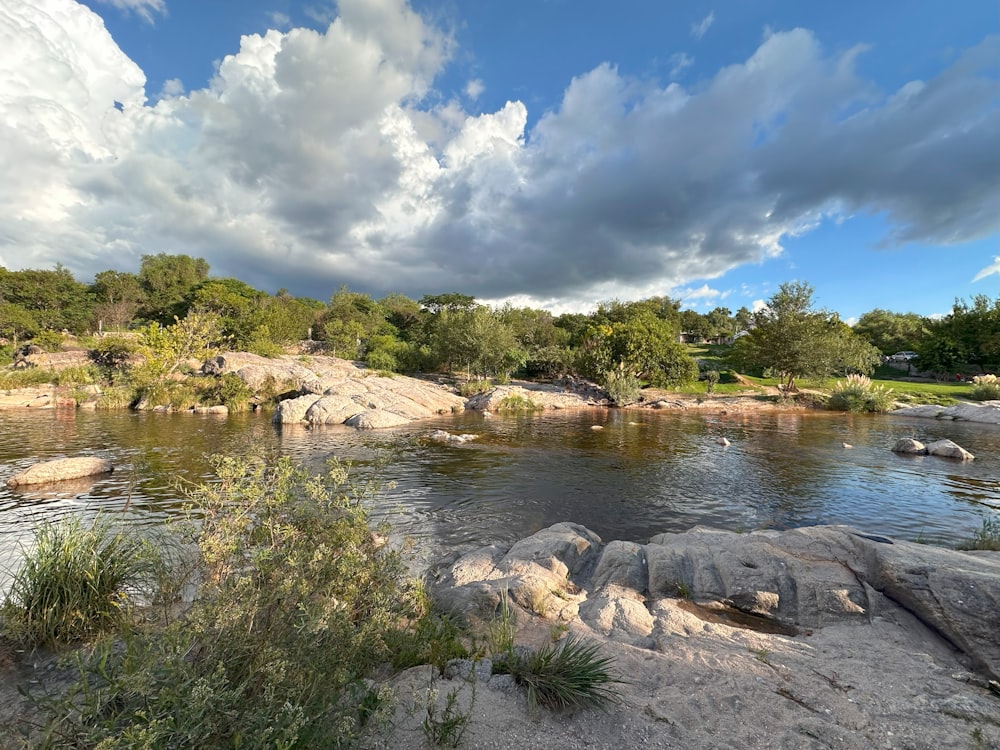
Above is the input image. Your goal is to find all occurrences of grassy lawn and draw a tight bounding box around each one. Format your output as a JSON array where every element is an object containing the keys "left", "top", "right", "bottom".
[{"left": 681, "top": 345, "right": 974, "bottom": 405}]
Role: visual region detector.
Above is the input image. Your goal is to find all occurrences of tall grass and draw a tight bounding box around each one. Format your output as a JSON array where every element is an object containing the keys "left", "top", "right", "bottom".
[
  {"left": 827, "top": 374, "right": 895, "bottom": 413},
  {"left": 1, "top": 517, "right": 157, "bottom": 648}
]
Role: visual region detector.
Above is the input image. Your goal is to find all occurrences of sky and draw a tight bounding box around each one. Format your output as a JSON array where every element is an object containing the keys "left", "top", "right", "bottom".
[{"left": 1, "top": 0, "right": 998, "bottom": 322}]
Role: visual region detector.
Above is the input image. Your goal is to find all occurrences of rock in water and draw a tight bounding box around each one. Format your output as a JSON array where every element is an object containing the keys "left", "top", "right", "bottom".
[
  {"left": 891, "top": 438, "right": 926, "bottom": 455},
  {"left": 7, "top": 457, "right": 113, "bottom": 487},
  {"left": 925, "top": 438, "right": 975, "bottom": 461}
]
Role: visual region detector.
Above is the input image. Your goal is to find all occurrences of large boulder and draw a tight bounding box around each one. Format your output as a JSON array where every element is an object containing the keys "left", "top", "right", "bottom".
[
  {"left": 891, "top": 401, "right": 1000, "bottom": 425},
  {"left": 8, "top": 457, "right": 113, "bottom": 487},
  {"left": 430, "top": 523, "right": 1000, "bottom": 681},
  {"left": 891, "top": 438, "right": 926, "bottom": 454}
]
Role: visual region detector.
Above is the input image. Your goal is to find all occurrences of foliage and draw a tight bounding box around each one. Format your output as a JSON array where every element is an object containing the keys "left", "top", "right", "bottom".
[
  {"left": 496, "top": 393, "right": 542, "bottom": 412},
  {"left": 918, "top": 295, "right": 1000, "bottom": 375},
  {"left": 703, "top": 370, "right": 720, "bottom": 394},
  {"left": 601, "top": 366, "right": 640, "bottom": 406},
  {"left": 200, "top": 372, "right": 255, "bottom": 411},
  {"left": 459, "top": 379, "right": 493, "bottom": 397},
  {"left": 95, "top": 386, "right": 135, "bottom": 410},
  {"left": 827, "top": 374, "right": 896, "bottom": 413},
  {"left": 0, "top": 264, "right": 92, "bottom": 334},
  {"left": 1, "top": 516, "right": 158, "bottom": 648},
  {"left": 90, "top": 335, "right": 139, "bottom": 377},
  {"left": 19, "top": 454, "right": 461, "bottom": 749},
  {"left": 0, "top": 367, "right": 54, "bottom": 389},
  {"left": 729, "top": 282, "right": 881, "bottom": 390},
  {"left": 134, "top": 309, "right": 224, "bottom": 382},
  {"left": 498, "top": 636, "right": 621, "bottom": 710},
  {"left": 970, "top": 374, "right": 1000, "bottom": 401},
  {"left": 53, "top": 364, "right": 101, "bottom": 387},
  {"left": 422, "top": 681, "right": 474, "bottom": 749},
  {"left": 90, "top": 270, "right": 145, "bottom": 330},
  {"left": 853, "top": 308, "right": 929, "bottom": 355},
  {"left": 31, "top": 329, "right": 66, "bottom": 352},
  {"left": 138, "top": 253, "right": 210, "bottom": 325},
  {"left": 956, "top": 516, "right": 1000, "bottom": 552}
]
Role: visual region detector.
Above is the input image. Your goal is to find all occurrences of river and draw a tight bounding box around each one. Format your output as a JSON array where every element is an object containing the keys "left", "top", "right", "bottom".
[{"left": 1, "top": 406, "right": 998, "bottom": 585}]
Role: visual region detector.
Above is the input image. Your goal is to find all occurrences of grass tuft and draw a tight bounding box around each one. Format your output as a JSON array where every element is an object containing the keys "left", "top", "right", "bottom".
[
  {"left": 501, "top": 636, "right": 621, "bottom": 710},
  {"left": 956, "top": 516, "right": 1000, "bottom": 552},
  {"left": 1, "top": 517, "right": 157, "bottom": 649}
]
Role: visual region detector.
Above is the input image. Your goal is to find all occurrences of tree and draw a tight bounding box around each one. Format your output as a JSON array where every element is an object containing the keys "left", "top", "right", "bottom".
[
  {"left": 138, "top": 253, "right": 210, "bottom": 325},
  {"left": 679, "top": 310, "right": 712, "bottom": 342},
  {"left": 733, "top": 306, "right": 753, "bottom": 335},
  {"left": 90, "top": 270, "right": 145, "bottom": 330},
  {"left": 917, "top": 295, "right": 1000, "bottom": 374},
  {"left": 729, "top": 282, "right": 881, "bottom": 390},
  {"left": 853, "top": 309, "right": 928, "bottom": 355},
  {"left": 318, "top": 288, "right": 392, "bottom": 360},
  {"left": 431, "top": 306, "right": 525, "bottom": 378},
  {"left": 0, "top": 265, "right": 93, "bottom": 334}
]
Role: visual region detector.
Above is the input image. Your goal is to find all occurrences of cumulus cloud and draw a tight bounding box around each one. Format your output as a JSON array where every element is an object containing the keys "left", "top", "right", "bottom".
[
  {"left": 0, "top": 1, "right": 997, "bottom": 311},
  {"left": 95, "top": 0, "right": 165, "bottom": 24},
  {"left": 691, "top": 11, "right": 714, "bottom": 41},
  {"left": 464, "top": 78, "right": 484, "bottom": 100}
]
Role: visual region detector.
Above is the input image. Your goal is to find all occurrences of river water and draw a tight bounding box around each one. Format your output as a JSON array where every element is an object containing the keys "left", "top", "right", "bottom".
[{"left": 1, "top": 406, "right": 999, "bottom": 584}]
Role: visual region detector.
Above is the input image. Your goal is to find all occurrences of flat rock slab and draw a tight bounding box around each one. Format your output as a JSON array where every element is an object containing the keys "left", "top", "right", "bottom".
[
  {"left": 891, "top": 401, "right": 1000, "bottom": 424},
  {"left": 7, "top": 457, "right": 113, "bottom": 487}
]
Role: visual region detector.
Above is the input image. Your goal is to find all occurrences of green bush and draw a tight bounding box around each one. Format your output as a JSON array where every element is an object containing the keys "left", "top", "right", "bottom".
[
  {"left": 828, "top": 374, "right": 895, "bottom": 413},
  {"left": 199, "top": 372, "right": 253, "bottom": 411},
  {"left": 53, "top": 364, "right": 101, "bottom": 386},
  {"left": 366, "top": 348, "right": 398, "bottom": 373},
  {"left": 90, "top": 336, "right": 138, "bottom": 375},
  {"left": 458, "top": 379, "right": 492, "bottom": 397},
  {"left": 0, "top": 368, "right": 53, "bottom": 389},
  {"left": 19, "top": 454, "right": 462, "bottom": 749},
  {"left": 497, "top": 636, "right": 620, "bottom": 710},
  {"left": 496, "top": 393, "right": 542, "bottom": 412},
  {"left": 1, "top": 517, "right": 158, "bottom": 649},
  {"left": 602, "top": 367, "right": 640, "bottom": 406},
  {"left": 31, "top": 330, "right": 65, "bottom": 352},
  {"left": 970, "top": 374, "right": 1000, "bottom": 401}
]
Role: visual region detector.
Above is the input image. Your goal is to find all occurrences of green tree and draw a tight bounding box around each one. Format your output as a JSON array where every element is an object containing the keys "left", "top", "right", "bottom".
[
  {"left": 319, "top": 288, "right": 393, "bottom": 360},
  {"left": 729, "top": 282, "right": 881, "bottom": 390},
  {"left": 138, "top": 253, "right": 210, "bottom": 325},
  {"left": 432, "top": 306, "right": 525, "bottom": 378},
  {"left": 90, "top": 270, "right": 145, "bottom": 331},
  {"left": 136, "top": 309, "right": 224, "bottom": 379},
  {"left": 853, "top": 309, "right": 928, "bottom": 355},
  {"left": 0, "top": 265, "right": 93, "bottom": 334},
  {"left": 679, "top": 310, "right": 712, "bottom": 342},
  {"left": 733, "top": 306, "right": 753, "bottom": 335},
  {"left": 917, "top": 295, "right": 1000, "bottom": 374}
]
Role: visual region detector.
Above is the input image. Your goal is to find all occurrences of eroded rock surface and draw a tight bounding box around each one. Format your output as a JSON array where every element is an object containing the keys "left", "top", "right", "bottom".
[
  {"left": 430, "top": 523, "right": 1000, "bottom": 681},
  {"left": 892, "top": 401, "right": 1000, "bottom": 424}
]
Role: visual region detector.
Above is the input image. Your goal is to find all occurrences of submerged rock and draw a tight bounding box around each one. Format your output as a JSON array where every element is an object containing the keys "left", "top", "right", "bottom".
[{"left": 7, "top": 457, "right": 113, "bottom": 487}]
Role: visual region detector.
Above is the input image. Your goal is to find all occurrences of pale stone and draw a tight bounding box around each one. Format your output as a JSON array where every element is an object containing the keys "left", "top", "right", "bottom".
[
  {"left": 8, "top": 457, "right": 113, "bottom": 487},
  {"left": 925, "top": 438, "right": 975, "bottom": 460}
]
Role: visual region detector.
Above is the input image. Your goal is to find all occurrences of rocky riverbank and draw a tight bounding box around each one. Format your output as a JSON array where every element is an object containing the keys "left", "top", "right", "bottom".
[{"left": 377, "top": 523, "right": 1000, "bottom": 749}]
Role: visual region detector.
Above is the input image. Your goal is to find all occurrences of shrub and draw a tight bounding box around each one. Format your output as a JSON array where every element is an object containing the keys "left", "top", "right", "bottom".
[
  {"left": 458, "top": 379, "right": 492, "bottom": 397},
  {"left": 828, "top": 374, "right": 895, "bottom": 413},
  {"left": 496, "top": 393, "right": 542, "bottom": 412},
  {"left": 199, "top": 372, "right": 254, "bottom": 411},
  {"left": 0, "top": 368, "right": 53, "bottom": 389},
  {"left": 53, "top": 364, "right": 101, "bottom": 386},
  {"left": 970, "top": 374, "right": 1000, "bottom": 401},
  {"left": 498, "top": 636, "right": 620, "bottom": 710},
  {"left": 1, "top": 517, "right": 158, "bottom": 649},
  {"left": 19, "top": 454, "right": 461, "bottom": 748},
  {"left": 31, "top": 330, "right": 65, "bottom": 352},
  {"left": 956, "top": 516, "right": 1000, "bottom": 551},
  {"left": 602, "top": 367, "right": 640, "bottom": 407},
  {"left": 90, "top": 336, "right": 138, "bottom": 375},
  {"left": 366, "top": 348, "right": 398, "bottom": 373},
  {"left": 703, "top": 370, "right": 720, "bottom": 394},
  {"left": 95, "top": 385, "right": 135, "bottom": 410}
]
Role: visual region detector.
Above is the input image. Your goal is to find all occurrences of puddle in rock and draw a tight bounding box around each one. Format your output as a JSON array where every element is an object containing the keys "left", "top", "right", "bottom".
[{"left": 677, "top": 599, "right": 800, "bottom": 636}]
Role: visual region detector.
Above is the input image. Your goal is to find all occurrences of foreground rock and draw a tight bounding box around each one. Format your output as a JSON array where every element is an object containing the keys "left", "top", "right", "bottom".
[
  {"left": 7, "top": 457, "right": 113, "bottom": 487},
  {"left": 381, "top": 524, "right": 1000, "bottom": 749},
  {"left": 431, "top": 523, "right": 1000, "bottom": 681},
  {"left": 892, "top": 400, "right": 1000, "bottom": 424}
]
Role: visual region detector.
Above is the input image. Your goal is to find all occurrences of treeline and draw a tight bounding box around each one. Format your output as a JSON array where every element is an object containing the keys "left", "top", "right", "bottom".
[{"left": 1, "top": 255, "right": 996, "bottom": 390}]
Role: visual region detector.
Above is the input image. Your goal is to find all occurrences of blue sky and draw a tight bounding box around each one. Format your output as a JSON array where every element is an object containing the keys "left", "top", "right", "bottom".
[{"left": 2, "top": 0, "right": 997, "bottom": 321}]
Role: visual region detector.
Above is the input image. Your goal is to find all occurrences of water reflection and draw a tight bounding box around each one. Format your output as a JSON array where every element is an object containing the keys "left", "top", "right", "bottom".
[{"left": 1, "top": 407, "right": 999, "bottom": 587}]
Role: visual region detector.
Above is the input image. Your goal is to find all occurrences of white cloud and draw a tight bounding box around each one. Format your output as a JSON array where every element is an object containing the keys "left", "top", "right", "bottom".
[
  {"left": 673, "top": 284, "right": 724, "bottom": 307},
  {"left": 752, "top": 299, "right": 767, "bottom": 313},
  {"left": 691, "top": 11, "right": 714, "bottom": 41},
  {"left": 159, "top": 77, "right": 184, "bottom": 97},
  {"left": 95, "top": 0, "right": 165, "bottom": 24},
  {"left": 268, "top": 12, "right": 292, "bottom": 30},
  {"left": 464, "top": 78, "right": 484, "bottom": 100},
  {"left": 668, "top": 52, "right": 693, "bottom": 78},
  {"left": 973, "top": 255, "right": 1000, "bottom": 282},
  {"left": 0, "top": 1, "right": 996, "bottom": 311}
]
